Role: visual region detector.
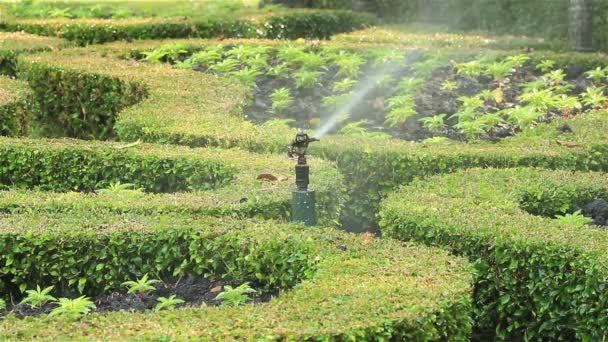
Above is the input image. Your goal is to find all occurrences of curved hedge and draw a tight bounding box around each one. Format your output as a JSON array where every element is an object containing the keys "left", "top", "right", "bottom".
[
  {"left": 380, "top": 168, "right": 608, "bottom": 340},
  {"left": 0, "top": 76, "right": 29, "bottom": 136},
  {"left": 0, "top": 137, "right": 343, "bottom": 225},
  {"left": 0, "top": 213, "right": 473, "bottom": 341},
  {"left": 0, "top": 32, "right": 67, "bottom": 76},
  {"left": 0, "top": 10, "right": 377, "bottom": 46}
]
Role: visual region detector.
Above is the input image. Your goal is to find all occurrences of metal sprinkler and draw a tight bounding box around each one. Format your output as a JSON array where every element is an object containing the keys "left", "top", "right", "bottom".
[{"left": 288, "top": 130, "right": 319, "bottom": 226}]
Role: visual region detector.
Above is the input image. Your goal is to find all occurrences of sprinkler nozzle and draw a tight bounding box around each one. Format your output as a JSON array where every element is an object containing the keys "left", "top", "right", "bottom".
[{"left": 288, "top": 130, "right": 319, "bottom": 165}]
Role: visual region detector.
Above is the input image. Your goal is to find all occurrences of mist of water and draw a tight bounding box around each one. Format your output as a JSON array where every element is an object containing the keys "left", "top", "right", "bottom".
[{"left": 313, "top": 63, "right": 400, "bottom": 139}]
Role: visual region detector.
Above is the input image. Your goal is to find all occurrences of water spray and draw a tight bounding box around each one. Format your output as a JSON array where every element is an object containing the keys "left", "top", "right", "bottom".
[{"left": 288, "top": 130, "right": 319, "bottom": 226}]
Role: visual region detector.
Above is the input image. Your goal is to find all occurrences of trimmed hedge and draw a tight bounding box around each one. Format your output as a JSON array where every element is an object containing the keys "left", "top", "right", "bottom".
[
  {"left": 0, "top": 32, "right": 67, "bottom": 76},
  {"left": 0, "top": 10, "right": 376, "bottom": 46},
  {"left": 0, "top": 214, "right": 473, "bottom": 341},
  {"left": 0, "top": 76, "right": 29, "bottom": 136},
  {"left": 380, "top": 168, "right": 608, "bottom": 340},
  {"left": 0, "top": 137, "right": 344, "bottom": 225}
]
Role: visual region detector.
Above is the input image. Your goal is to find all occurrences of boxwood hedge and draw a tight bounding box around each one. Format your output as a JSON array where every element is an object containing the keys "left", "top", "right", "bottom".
[
  {"left": 0, "top": 214, "right": 473, "bottom": 341},
  {"left": 380, "top": 168, "right": 608, "bottom": 340},
  {"left": 0, "top": 10, "right": 376, "bottom": 46},
  {"left": 0, "top": 76, "right": 29, "bottom": 136},
  {"left": 0, "top": 137, "right": 344, "bottom": 225}
]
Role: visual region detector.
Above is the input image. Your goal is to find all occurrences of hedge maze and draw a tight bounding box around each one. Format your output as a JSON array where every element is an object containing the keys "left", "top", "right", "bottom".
[{"left": 0, "top": 9, "right": 608, "bottom": 341}]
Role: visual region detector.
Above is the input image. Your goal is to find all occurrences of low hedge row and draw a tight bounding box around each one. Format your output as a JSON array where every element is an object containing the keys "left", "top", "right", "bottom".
[
  {"left": 380, "top": 168, "right": 608, "bottom": 340},
  {"left": 0, "top": 32, "right": 67, "bottom": 76},
  {"left": 0, "top": 10, "right": 376, "bottom": 46},
  {"left": 0, "top": 76, "right": 29, "bottom": 136},
  {"left": 0, "top": 137, "right": 343, "bottom": 225},
  {"left": 0, "top": 214, "right": 473, "bottom": 341}
]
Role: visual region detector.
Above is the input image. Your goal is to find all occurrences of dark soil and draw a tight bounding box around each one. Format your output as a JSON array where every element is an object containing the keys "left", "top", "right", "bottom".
[
  {"left": 582, "top": 199, "right": 608, "bottom": 227},
  {"left": 4, "top": 276, "right": 275, "bottom": 318}
]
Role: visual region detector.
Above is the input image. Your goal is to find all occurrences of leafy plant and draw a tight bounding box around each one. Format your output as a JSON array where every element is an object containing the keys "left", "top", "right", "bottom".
[
  {"left": 270, "top": 88, "right": 294, "bottom": 113},
  {"left": 504, "top": 106, "right": 543, "bottom": 127},
  {"left": 295, "top": 52, "right": 326, "bottom": 71},
  {"left": 504, "top": 54, "right": 530, "bottom": 69},
  {"left": 0, "top": 299, "right": 6, "bottom": 311},
  {"left": 454, "top": 119, "right": 487, "bottom": 139},
  {"left": 536, "top": 59, "right": 556, "bottom": 73},
  {"left": 49, "top": 296, "right": 96, "bottom": 321},
  {"left": 294, "top": 70, "right": 322, "bottom": 90},
  {"left": 455, "top": 61, "right": 484, "bottom": 78},
  {"left": 544, "top": 69, "right": 566, "bottom": 86},
  {"left": 210, "top": 58, "right": 240, "bottom": 74},
  {"left": 397, "top": 78, "right": 424, "bottom": 94},
  {"left": 322, "top": 93, "right": 352, "bottom": 110},
  {"left": 555, "top": 95, "right": 582, "bottom": 118},
  {"left": 520, "top": 88, "right": 559, "bottom": 111},
  {"left": 385, "top": 105, "right": 417, "bottom": 128},
  {"left": 230, "top": 67, "right": 262, "bottom": 87},
  {"left": 440, "top": 80, "right": 458, "bottom": 91},
  {"left": 581, "top": 86, "right": 607, "bottom": 109},
  {"left": 333, "top": 78, "right": 357, "bottom": 93},
  {"left": 268, "top": 63, "right": 290, "bottom": 79},
  {"left": 187, "top": 47, "right": 224, "bottom": 66},
  {"left": 122, "top": 274, "right": 160, "bottom": 296},
  {"left": 554, "top": 210, "right": 592, "bottom": 227},
  {"left": 485, "top": 62, "right": 512, "bottom": 81},
  {"left": 335, "top": 53, "right": 365, "bottom": 78},
  {"left": 142, "top": 43, "right": 189, "bottom": 64},
  {"left": 585, "top": 67, "right": 608, "bottom": 83},
  {"left": 215, "top": 283, "right": 256, "bottom": 307},
  {"left": 277, "top": 45, "right": 306, "bottom": 65},
  {"left": 154, "top": 295, "right": 185, "bottom": 312},
  {"left": 20, "top": 285, "right": 56, "bottom": 309},
  {"left": 419, "top": 114, "right": 447, "bottom": 133}
]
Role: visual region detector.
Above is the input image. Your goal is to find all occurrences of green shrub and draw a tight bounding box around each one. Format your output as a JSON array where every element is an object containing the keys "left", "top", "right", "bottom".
[
  {"left": 0, "top": 32, "right": 67, "bottom": 76},
  {"left": 380, "top": 168, "right": 608, "bottom": 340},
  {"left": 0, "top": 219, "right": 473, "bottom": 341},
  {"left": 0, "top": 76, "right": 30, "bottom": 136},
  {"left": 1, "top": 10, "right": 376, "bottom": 46}
]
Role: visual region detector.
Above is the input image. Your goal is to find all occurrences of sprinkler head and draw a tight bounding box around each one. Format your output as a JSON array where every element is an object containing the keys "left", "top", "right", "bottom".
[{"left": 288, "top": 130, "right": 319, "bottom": 165}]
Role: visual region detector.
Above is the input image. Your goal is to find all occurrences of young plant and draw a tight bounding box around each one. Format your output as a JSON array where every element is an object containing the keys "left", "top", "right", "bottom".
[
  {"left": 333, "top": 78, "right": 357, "bottom": 93},
  {"left": 536, "top": 59, "right": 556, "bottom": 73},
  {"left": 210, "top": 58, "right": 240, "bottom": 74},
  {"left": 268, "top": 63, "right": 290, "bottom": 79},
  {"left": 520, "top": 88, "right": 559, "bottom": 111},
  {"left": 47, "top": 7, "right": 72, "bottom": 18},
  {"left": 215, "top": 283, "right": 256, "bottom": 307},
  {"left": 504, "top": 54, "right": 530, "bottom": 69},
  {"left": 0, "top": 299, "right": 6, "bottom": 311},
  {"left": 20, "top": 285, "right": 56, "bottom": 309},
  {"left": 338, "top": 120, "right": 391, "bottom": 139},
  {"left": 142, "top": 43, "right": 189, "bottom": 64},
  {"left": 295, "top": 52, "right": 326, "bottom": 71},
  {"left": 544, "top": 69, "right": 566, "bottom": 86},
  {"left": 397, "top": 78, "right": 424, "bottom": 94},
  {"left": 554, "top": 210, "right": 592, "bottom": 227},
  {"left": 49, "top": 296, "right": 96, "bottom": 321},
  {"left": 419, "top": 114, "right": 447, "bottom": 133},
  {"left": 385, "top": 105, "right": 417, "bottom": 128},
  {"left": 335, "top": 53, "right": 365, "bottom": 78},
  {"left": 187, "top": 47, "right": 224, "bottom": 66},
  {"left": 122, "top": 274, "right": 160, "bottom": 297},
  {"left": 154, "top": 295, "right": 185, "bottom": 312},
  {"left": 277, "top": 45, "right": 306, "bottom": 65},
  {"left": 504, "top": 106, "right": 543, "bottom": 128},
  {"left": 230, "top": 67, "right": 262, "bottom": 87},
  {"left": 270, "top": 88, "right": 294, "bottom": 113},
  {"left": 585, "top": 67, "right": 608, "bottom": 83},
  {"left": 581, "top": 86, "right": 608, "bottom": 109},
  {"left": 294, "top": 70, "right": 322, "bottom": 90},
  {"left": 322, "top": 93, "right": 353, "bottom": 110},
  {"left": 440, "top": 80, "right": 458, "bottom": 91},
  {"left": 485, "top": 61, "right": 512, "bottom": 82},
  {"left": 555, "top": 95, "right": 582, "bottom": 118},
  {"left": 454, "top": 119, "right": 487, "bottom": 139},
  {"left": 455, "top": 60, "right": 484, "bottom": 79}
]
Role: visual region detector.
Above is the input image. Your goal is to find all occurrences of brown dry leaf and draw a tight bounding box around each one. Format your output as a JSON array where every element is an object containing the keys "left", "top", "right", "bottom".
[
  {"left": 277, "top": 176, "right": 289, "bottom": 182},
  {"left": 210, "top": 286, "right": 223, "bottom": 293},
  {"left": 257, "top": 173, "right": 278, "bottom": 181},
  {"left": 556, "top": 140, "right": 579, "bottom": 148}
]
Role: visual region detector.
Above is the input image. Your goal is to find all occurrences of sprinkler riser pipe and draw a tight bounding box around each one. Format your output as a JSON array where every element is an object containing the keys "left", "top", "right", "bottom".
[
  {"left": 292, "top": 190, "right": 316, "bottom": 226},
  {"left": 295, "top": 164, "right": 310, "bottom": 191}
]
